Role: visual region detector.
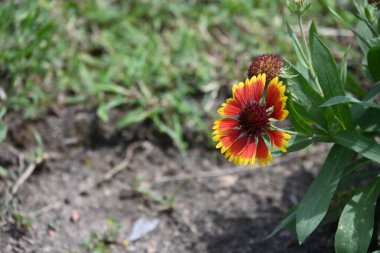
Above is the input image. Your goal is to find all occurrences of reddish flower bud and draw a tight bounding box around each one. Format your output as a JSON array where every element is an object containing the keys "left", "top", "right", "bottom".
[{"left": 247, "top": 54, "right": 284, "bottom": 83}]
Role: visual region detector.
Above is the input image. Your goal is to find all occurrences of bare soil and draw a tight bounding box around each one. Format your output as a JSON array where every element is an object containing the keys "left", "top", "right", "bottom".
[{"left": 0, "top": 106, "right": 334, "bottom": 253}]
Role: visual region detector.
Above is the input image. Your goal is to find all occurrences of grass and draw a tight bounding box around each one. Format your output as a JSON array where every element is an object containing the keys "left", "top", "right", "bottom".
[{"left": 0, "top": 0, "right": 356, "bottom": 150}]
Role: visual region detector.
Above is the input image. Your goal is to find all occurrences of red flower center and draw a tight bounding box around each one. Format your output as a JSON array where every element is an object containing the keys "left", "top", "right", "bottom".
[{"left": 238, "top": 101, "right": 269, "bottom": 137}]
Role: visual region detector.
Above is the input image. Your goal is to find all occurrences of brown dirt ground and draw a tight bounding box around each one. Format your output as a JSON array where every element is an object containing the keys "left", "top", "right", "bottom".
[{"left": 0, "top": 106, "right": 335, "bottom": 253}]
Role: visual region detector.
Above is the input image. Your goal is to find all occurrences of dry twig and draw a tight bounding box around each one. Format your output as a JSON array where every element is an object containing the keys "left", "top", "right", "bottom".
[{"left": 79, "top": 142, "right": 143, "bottom": 193}]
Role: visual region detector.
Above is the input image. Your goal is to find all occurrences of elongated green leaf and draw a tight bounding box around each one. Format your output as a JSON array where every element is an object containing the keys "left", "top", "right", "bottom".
[
  {"left": 287, "top": 93, "right": 313, "bottom": 135},
  {"left": 368, "top": 46, "right": 380, "bottom": 81},
  {"left": 272, "top": 135, "right": 313, "bottom": 157},
  {"left": 287, "top": 24, "right": 308, "bottom": 67},
  {"left": 340, "top": 46, "right": 350, "bottom": 84},
  {"left": 296, "top": 145, "right": 353, "bottom": 243},
  {"left": 345, "top": 73, "right": 366, "bottom": 99},
  {"left": 285, "top": 61, "right": 327, "bottom": 129},
  {"left": 364, "top": 82, "right": 380, "bottom": 101},
  {"left": 97, "top": 97, "right": 126, "bottom": 123},
  {"left": 0, "top": 122, "right": 7, "bottom": 142},
  {"left": 334, "top": 131, "right": 380, "bottom": 163},
  {"left": 322, "top": 189, "right": 358, "bottom": 225},
  {"left": 320, "top": 96, "right": 380, "bottom": 109},
  {"left": 335, "top": 177, "right": 380, "bottom": 253},
  {"left": 116, "top": 108, "right": 151, "bottom": 129},
  {"left": 338, "top": 158, "right": 372, "bottom": 191},
  {"left": 351, "top": 82, "right": 380, "bottom": 132},
  {"left": 310, "top": 34, "right": 353, "bottom": 130},
  {"left": 328, "top": 6, "right": 370, "bottom": 51},
  {"left": 309, "top": 21, "right": 318, "bottom": 40},
  {"left": 355, "top": 108, "right": 380, "bottom": 132},
  {"left": 265, "top": 207, "right": 297, "bottom": 239}
]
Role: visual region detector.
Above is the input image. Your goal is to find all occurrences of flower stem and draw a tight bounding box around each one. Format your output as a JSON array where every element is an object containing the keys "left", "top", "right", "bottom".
[{"left": 270, "top": 125, "right": 307, "bottom": 136}]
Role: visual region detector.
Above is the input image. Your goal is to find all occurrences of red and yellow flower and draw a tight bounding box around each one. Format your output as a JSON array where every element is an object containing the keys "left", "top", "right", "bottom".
[{"left": 212, "top": 74, "right": 291, "bottom": 166}]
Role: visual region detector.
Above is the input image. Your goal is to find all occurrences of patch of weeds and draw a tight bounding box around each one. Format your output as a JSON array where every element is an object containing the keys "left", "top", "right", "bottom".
[
  {"left": 82, "top": 218, "right": 126, "bottom": 253},
  {"left": 6, "top": 213, "right": 33, "bottom": 239},
  {"left": 0, "top": 0, "right": 355, "bottom": 151},
  {"left": 134, "top": 179, "right": 187, "bottom": 212}
]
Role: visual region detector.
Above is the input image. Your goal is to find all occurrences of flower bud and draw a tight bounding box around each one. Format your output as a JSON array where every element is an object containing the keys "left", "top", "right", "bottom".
[
  {"left": 247, "top": 54, "right": 284, "bottom": 82},
  {"left": 287, "top": 0, "right": 311, "bottom": 15}
]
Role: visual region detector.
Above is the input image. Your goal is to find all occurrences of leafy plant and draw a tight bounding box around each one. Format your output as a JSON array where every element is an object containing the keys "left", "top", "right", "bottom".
[
  {"left": 82, "top": 218, "right": 125, "bottom": 253},
  {"left": 266, "top": 1, "right": 380, "bottom": 252}
]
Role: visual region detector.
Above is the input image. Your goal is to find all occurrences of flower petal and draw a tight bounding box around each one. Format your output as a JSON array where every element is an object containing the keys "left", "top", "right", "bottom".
[
  {"left": 228, "top": 134, "right": 249, "bottom": 157},
  {"left": 217, "top": 98, "right": 241, "bottom": 116},
  {"left": 246, "top": 74, "right": 265, "bottom": 103},
  {"left": 213, "top": 118, "right": 239, "bottom": 131},
  {"left": 256, "top": 135, "right": 273, "bottom": 166},
  {"left": 266, "top": 129, "right": 291, "bottom": 152},
  {"left": 266, "top": 78, "right": 285, "bottom": 108},
  {"left": 214, "top": 128, "right": 242, "bottom": 154},
  {"left": 237, "top": 137, "right": 257, "bottom": 166},
  {"left": 270, "top": 97, "right": 288, "bottom": 120}
]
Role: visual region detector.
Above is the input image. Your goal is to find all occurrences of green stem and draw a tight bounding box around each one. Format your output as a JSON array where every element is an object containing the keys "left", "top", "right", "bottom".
[
  {"left": 297, "top": 15, "right": 324, "bottom": 95},
  {"left": 270, "top": 125, "right": 307, "bottom": 136}
]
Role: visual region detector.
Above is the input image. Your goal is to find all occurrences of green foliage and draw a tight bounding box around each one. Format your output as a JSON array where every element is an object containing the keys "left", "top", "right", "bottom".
[
  {"left": 0, "top": 109, "right": 7, "bottom": 142},
  {"left": 83, "top": 218, "right": 122, "bottom": 253},
  {"left": 11, "top": 213, "right": 33, "bottom": 232},
  {"left": 368, "top": 46, "right": 380, "bottom": 81},
  {"left": 0, "top": 0, "right": 296, "bottom": 150},
  {"left": 270, "top": 1, "right": 380, "bottom": 251},
  {"left": 335, "top": 177, "right": 380, "bottom": 253},
  {"left": 310, "top": 34, "right": 353, "bottom": 130},
  {"left": 296, "top": 145, "right": 353, "bottom": 243},
  {"left": 0, "top": 0, "right": 332, "bottom": 149},
  {"left": 334, "top": 131, "right": 380, "bottom": 164}
]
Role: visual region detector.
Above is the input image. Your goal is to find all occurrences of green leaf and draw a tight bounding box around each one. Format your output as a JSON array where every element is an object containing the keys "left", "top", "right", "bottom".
[
  {"left": 355, "top": 108, "right": 380, "bottom": 132},
  {"left": 309, "top": 21, "right": 318, "bottom": 40},
  {"left": 320, "top": 96, "right": 380, "bottom": 109},
  {"left": 338, "top": 158, "right": 372, "bottom": 191},
  {"left": 0, "top": 122, "right": 7, "bottom": 142},
  {"left": 345, "top": 73, "right": 366, "bottom": 99},
  {"left": 287, "top": 24, "right": 308, "bottom": 67},
  {"left": 265, "top": 207, "right": 297, "bottom": 239},
  {"left": 310, "top": 34, "right": 353, "bottom": 130},
  {"left": 285, "top": 60, "right": 327, "bottom": 129},
  {"left": 351, "top": 83, "right": 380, "bottom": 131},
  {"left": 340, "top": 46, "right": 351, "bottom": 84},
  {"left": 152, "top": 114, "right": 187, "bottom": 151},
  {"left": 368, "top": 46, "right": 380, "bottom": 81},
  {"left": 272, "top": 135, "right": 313, "bottom": 157},
  {"left": 296, "top": 145, "right": 353, "bottom": 243},
  {"left": 328, "top": 7, "right": 370, "bottom": 51},
  {"left": 96, "top": 97, "right": 126, "bottom": 123},
  {"left": 334, "top": 131, "right": 380, "bottom": 163},
  {"left": 335, "top": 177, "right": 380, "bottom": 253},
  {"left": 286, "top": 93, "right": 314, "bottom": 135},
  {"left": 322, "top": 190, "right": 358, "bottom": 226},
  {"left": 116, "top": 108, "right": 151, "bottom": 129}
]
